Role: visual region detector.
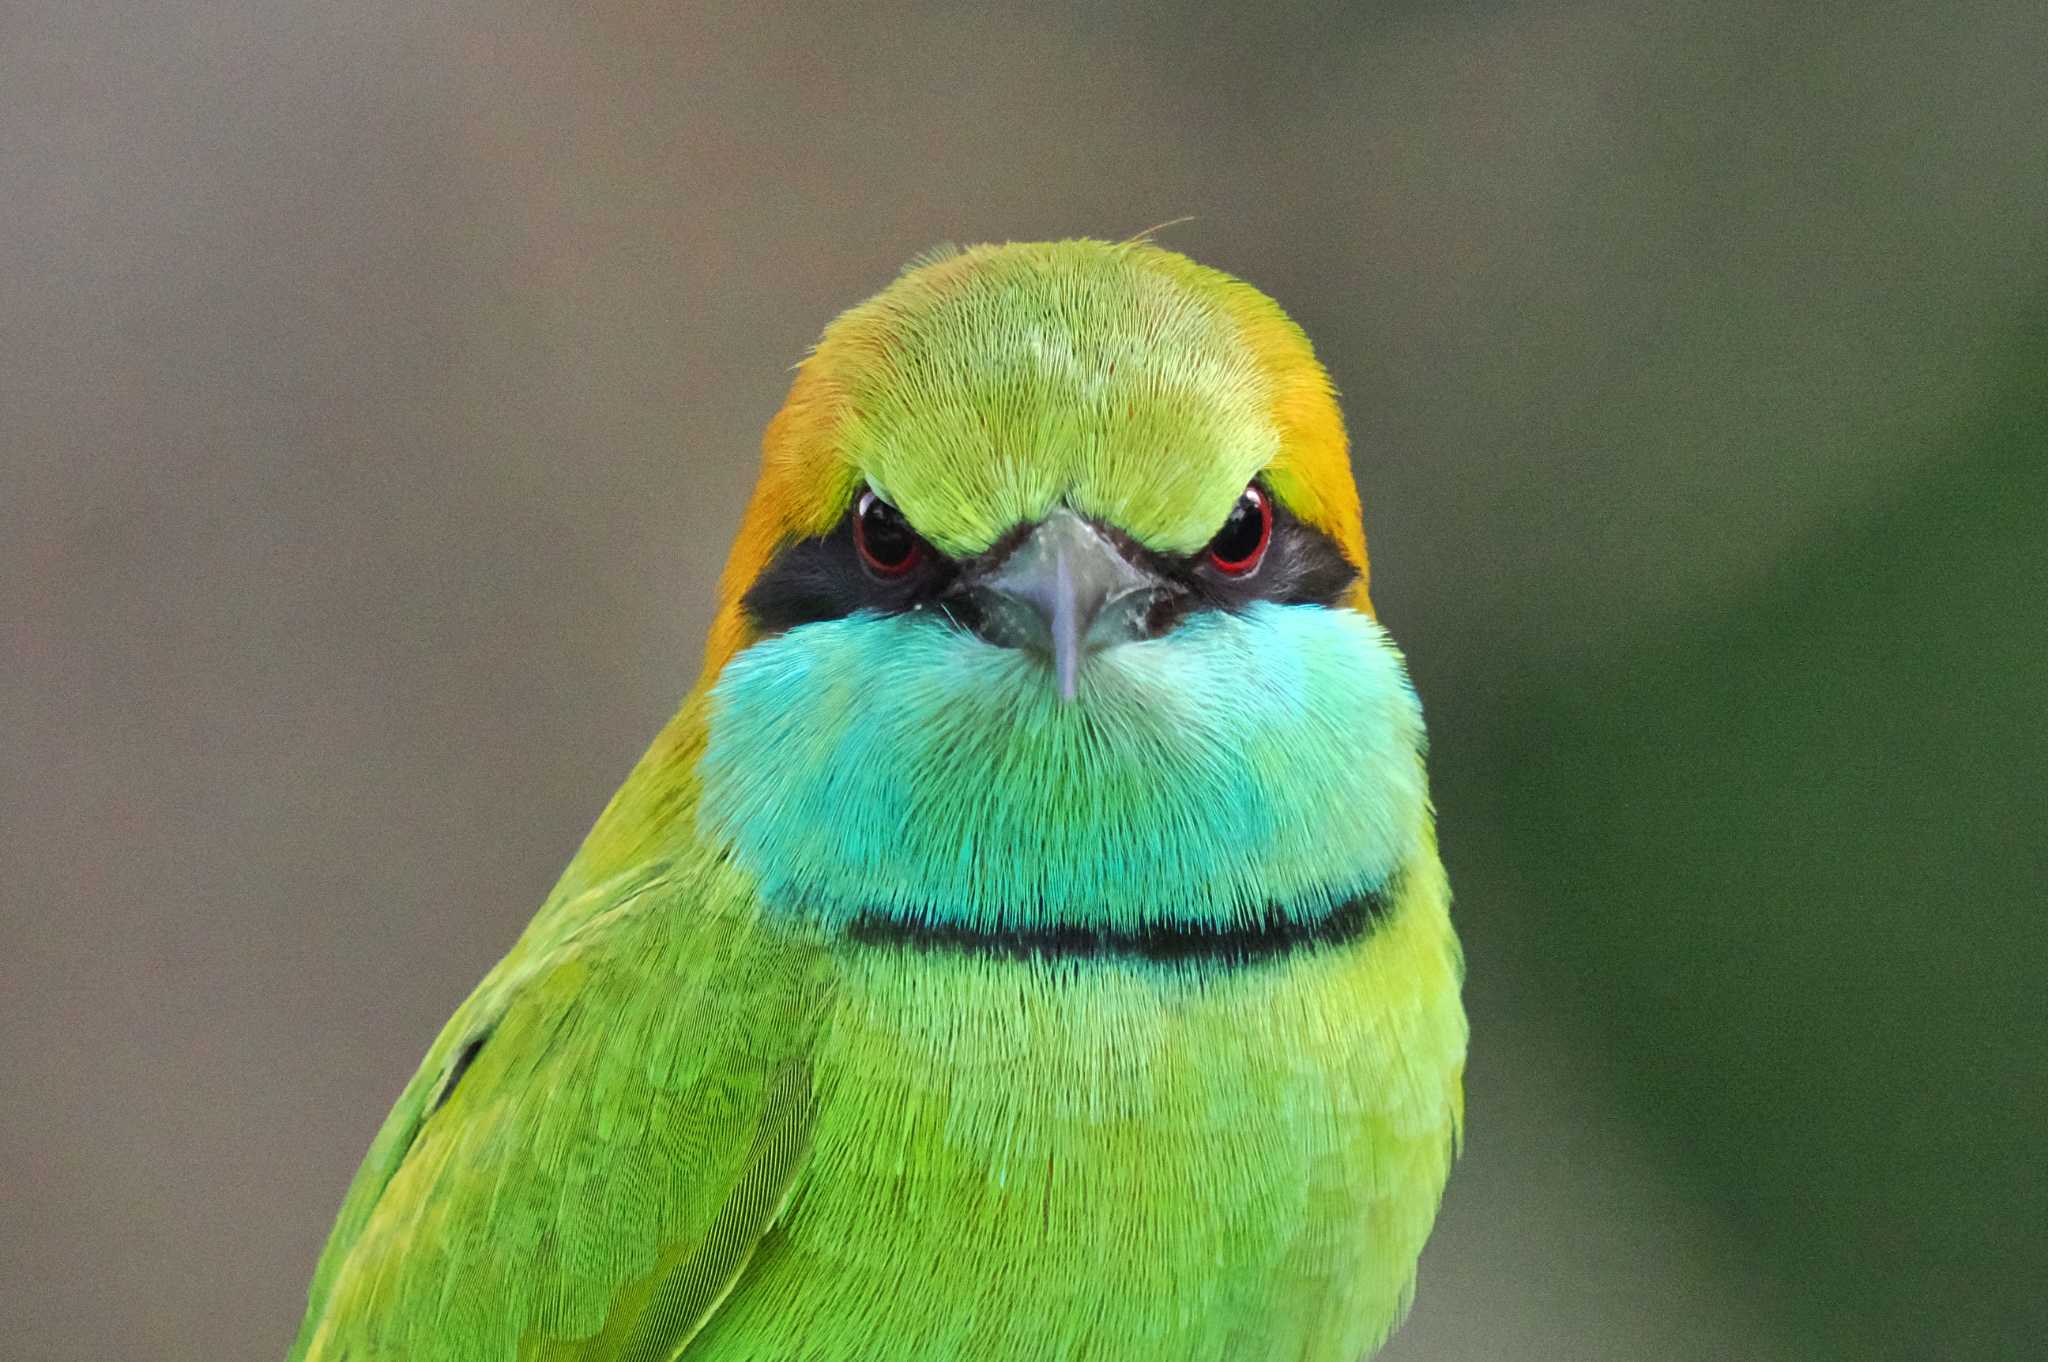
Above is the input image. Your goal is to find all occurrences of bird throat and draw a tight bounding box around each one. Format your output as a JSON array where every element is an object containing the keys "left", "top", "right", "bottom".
[{"left": 698, "top": 603, "right": 1427, "bottom": 969}]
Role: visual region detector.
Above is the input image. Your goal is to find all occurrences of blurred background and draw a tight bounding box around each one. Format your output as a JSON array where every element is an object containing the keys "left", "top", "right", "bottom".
[{"left": 5, "top": 2, "right": 2044, "bottom": 1358}]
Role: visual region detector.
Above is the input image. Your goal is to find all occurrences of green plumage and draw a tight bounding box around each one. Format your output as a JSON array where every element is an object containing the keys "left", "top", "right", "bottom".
[{"left": 291, "top": 240, "right": 1465, "bottom": 1361}]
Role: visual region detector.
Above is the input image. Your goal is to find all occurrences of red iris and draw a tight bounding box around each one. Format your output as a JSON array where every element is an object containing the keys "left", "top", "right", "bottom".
[
  {"left": 854, "top": 490, "right": 926, "bottom": 576},
  {"left": 1207, "top": 485, "right": 1272, "bottom": 575}
]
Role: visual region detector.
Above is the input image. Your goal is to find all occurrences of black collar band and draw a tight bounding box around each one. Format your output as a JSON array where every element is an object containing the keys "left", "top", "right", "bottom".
[{"left": 840, "top": 879, "right": 1398, "bottom": 969}]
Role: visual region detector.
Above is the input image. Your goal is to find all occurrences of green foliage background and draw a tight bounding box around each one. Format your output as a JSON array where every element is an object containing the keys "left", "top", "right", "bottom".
[{"left": 1496, "top": 312, "right": 2048, "bottom": 1359}]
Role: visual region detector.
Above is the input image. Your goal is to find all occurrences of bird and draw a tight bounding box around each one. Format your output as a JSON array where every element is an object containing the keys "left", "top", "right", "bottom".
[{"left": 288, "top": 238, "right": 1466, "bottom": 1362}]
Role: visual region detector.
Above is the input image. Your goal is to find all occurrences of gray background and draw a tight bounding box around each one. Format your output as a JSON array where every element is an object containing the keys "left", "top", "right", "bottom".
[{"left": 6, "top": 3, "right": 2045, "bottom": 1359}]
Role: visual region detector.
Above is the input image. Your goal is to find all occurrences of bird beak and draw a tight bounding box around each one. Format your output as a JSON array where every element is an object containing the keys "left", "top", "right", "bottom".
[{"left": 961, "top": 509, "right": 1167, "bottom": 702}]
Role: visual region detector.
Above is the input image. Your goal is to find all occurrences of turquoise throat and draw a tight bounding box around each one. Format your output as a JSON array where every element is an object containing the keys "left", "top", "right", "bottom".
[{"left": 698, "top": 602, "right": 1427, "bottom": 957}]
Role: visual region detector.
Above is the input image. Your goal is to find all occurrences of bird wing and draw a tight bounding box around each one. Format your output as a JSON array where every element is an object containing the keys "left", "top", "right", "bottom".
[{"left": 289, "top": 859, "right": 832, "bottom": 1362}]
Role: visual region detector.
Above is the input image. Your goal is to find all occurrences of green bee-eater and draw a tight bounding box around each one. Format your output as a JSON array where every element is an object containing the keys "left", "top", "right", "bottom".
[{"left": 291, "top": 239, "right": 1467, "bottom": 1361}]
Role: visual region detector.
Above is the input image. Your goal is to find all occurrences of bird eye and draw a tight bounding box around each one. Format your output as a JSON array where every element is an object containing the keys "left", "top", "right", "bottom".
[
  {"left": 1206, "top": 484, "right": 1272, "bottom": 575},
  {"left": 854, "top": 490, "right": 926, "bottom": 576}
]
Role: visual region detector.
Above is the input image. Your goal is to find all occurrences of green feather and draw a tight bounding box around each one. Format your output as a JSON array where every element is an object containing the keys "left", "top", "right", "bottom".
[{"left": 291, "top": 862, "right": 833, "bottom": 1362}]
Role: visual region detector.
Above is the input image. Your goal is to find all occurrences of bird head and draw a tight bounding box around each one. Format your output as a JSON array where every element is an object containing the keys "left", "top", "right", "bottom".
[
  {"left": 701, "top": 240, "right": 1373, "bottom": 683},
  {"left": 687, "top": 240, "right": 1430, "bottom": 956}
]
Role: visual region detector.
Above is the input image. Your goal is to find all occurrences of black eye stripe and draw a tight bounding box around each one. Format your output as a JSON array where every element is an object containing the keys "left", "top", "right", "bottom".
[
  {"left": 741, "top": 511, "right": 960, "bottom": 636},
  {"left": 1097, "top": 490, "right": 1356, "bottom": 614},
  {"left": 740, "top": 488, "right": 1357, "bottom": 638},
  {"left": 1196, "top": 495, "right": 1356, "bottom": 608}
]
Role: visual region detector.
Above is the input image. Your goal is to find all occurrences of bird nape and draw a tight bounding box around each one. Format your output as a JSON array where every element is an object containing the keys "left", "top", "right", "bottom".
[{"left": 290, "top": 238, "right": 1466, "bottom": 1362}]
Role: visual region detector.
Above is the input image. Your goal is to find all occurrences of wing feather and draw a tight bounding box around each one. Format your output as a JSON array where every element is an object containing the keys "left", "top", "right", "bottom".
[{"left": 290, "top": 860, "right": 830, "bottom": 1362}]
